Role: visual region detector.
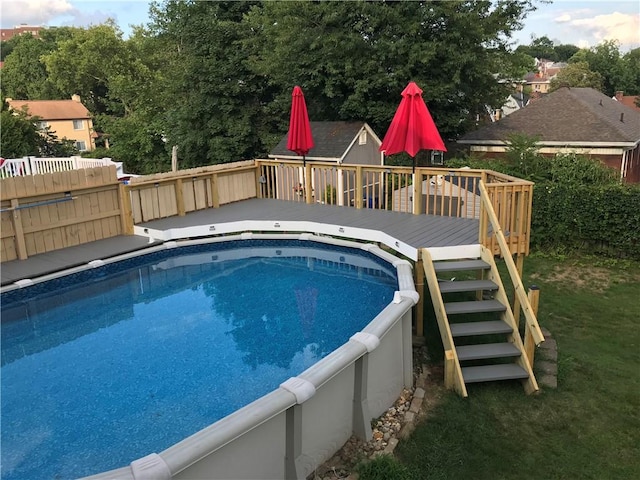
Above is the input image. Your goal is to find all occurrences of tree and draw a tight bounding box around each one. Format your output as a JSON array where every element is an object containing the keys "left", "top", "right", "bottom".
[
  {"left": 147, "top": 0, "right": 277, "bottom": 168},
  {"left": 569, "top": 40, "right": 627, "bottom": 96},
  {"left": 245, "top": 0, "right": 540, "bottom": 140},
  {"left": 1, "top": 104, "right": 41, "bottom": 157},
  {"left": 618, "top": 48, "right": 640, "bottom": 96},
  {"left": 0, "top": 34, "right": 64, "bottom": 100},
  {"left": 42, "top": 22, "right": 136, "bottom": 115},
  {"left": 549, "top": 61, "right": 603, "bottom": 91},
  {"left": 516, "top": 35, "right": 557, "bottom": 60},
  {"left": 553, "top": 43, "right": 580, "bottom": 62}
]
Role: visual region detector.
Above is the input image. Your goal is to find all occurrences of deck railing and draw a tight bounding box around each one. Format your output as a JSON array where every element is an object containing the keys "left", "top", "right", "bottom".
[
  {"left": 0, "top": 156, "right": 120, "bottom": 179},
  {"left": 1, "top": 159, "right": 535, "bottom": 262},
  {"left": 255, "top": 159, "right": 534, "bottom": 256}
]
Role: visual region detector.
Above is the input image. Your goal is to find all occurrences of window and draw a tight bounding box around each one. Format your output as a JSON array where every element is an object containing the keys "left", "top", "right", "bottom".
[
  {"left": 75, "top": 141, "right": 87, "bottom": 151},
  {"left": 36, "top": 121, "right": 48, "bottom": 130},
  {"left": 73, "top": 119, "right": 83, "bottom": 130},
  {"left": 358, "top": 131, "right": 367, "bottom": 145},
  {"left": 431, "top": 151, "right": 444, "bottom": 166}
]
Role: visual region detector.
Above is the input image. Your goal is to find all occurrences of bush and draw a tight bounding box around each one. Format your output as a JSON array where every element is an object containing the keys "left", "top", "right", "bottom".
[{"left": 446, "top": 144, "right": 639, "bottom": 259}]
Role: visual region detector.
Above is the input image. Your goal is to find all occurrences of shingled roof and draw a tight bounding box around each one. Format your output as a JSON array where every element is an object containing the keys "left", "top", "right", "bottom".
[
  {"left": 7, "top": 98, "right": 91, "bottom": 121},
  {"left": 270, "top": 121, "right": 380, "bottom": 160},
  {"left": 459, "top": 87, "right": 640, "bottom": 146}
]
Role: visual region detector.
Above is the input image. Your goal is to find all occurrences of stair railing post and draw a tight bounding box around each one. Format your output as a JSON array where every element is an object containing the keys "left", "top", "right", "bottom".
[
  {"left": 524, "top": 285, "right": 540, "bottom": 366},
  {"left": 512, "top": 253, "right": 525, "bottom": 328},
  {"left": 444, "top": 350, "right": 455, "bottom": 390}
]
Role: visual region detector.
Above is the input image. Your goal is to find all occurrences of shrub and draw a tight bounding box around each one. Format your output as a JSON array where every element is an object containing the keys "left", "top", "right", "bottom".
[{"left": 446, "top": 147, "right": 639, "bottom": 259}]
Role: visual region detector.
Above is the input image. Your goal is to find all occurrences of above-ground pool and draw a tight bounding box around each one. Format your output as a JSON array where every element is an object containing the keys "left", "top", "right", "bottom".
[{"left": 1, "top": 235, "right": 416, "bottom": 480}]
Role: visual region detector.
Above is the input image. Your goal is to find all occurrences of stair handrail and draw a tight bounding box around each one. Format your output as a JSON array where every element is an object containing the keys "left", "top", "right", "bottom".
[
  {"left": 420, "top": 248, "right": 468, "bottom": 397},
  {"left": 478, "top": 181, "right": 544, "bottom": 346}
]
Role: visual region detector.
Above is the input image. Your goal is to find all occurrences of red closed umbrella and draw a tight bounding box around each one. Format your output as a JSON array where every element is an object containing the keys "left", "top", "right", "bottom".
[
  {"left": 380, "top": 81, "right": 446, "bottom": 171},
  {"left": 287, "top": 86, "right": 314, "bottom": 166}
]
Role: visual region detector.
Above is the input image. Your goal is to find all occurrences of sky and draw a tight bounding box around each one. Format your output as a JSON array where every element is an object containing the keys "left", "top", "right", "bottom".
[{"left": 1, "top": 0, "right": 639, "bottom": 51}]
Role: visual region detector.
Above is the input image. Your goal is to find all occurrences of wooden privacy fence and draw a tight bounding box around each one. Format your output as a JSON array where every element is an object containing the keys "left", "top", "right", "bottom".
[
  {"left": 126, "top": 161, "right": 257, "bottom": 223},
  {"left": 0, "top": 166, "right": 128, "bottom": 262}
]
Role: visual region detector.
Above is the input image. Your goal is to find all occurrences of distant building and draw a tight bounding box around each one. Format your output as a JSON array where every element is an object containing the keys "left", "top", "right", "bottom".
[
  {"left": 1, "top": 24, "right": 43, "bottom": 41},
  {"left": 457, "top": 87, "right": 640, "bottom": 183},
  {"left": 613, "top": 91, "right": 640, "bottom": 113},
  {"left": 7, "top": 95, "right": 97, "bottom": 152}
]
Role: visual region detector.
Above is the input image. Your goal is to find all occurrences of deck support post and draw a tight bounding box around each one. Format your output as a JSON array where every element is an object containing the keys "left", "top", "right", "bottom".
[
  {"left": 412, "top": 171, "right": 422, "bottom": 215},
  {"left": 512, "top": 253, "right": 525, "bottom": 328},
  {"left": 11, "top": 199, "right": 28, "bottom": 260},
  {"left": 175, "top": 178, "right": 185, "bottom": 216},
  {"left": 352, "top": 356, "right": 373, "bottom": 441},
  {"left": 524, "top": 285, "right": 540, "bottom": 366},
  {"left": 305, "top": 163, "right": 313, "bottom": 204},
  {"left": 119, "top": 183, "right": 134, "bottom": 235},
  {"left": 210, "top": 174, "right": 220, "bottom": 208},
  {"left": 284, "top": 404, "right": 304, "bottom": 480},
  {"left": 414, "top": 256, "right": 425, "bottom": 337},
  {"left": 355, "top": 166, "right": 363, "bottom": 209}
]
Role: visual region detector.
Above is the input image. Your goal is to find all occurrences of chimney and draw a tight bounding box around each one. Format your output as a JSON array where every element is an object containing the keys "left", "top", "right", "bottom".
[
  {"left": 620, "top": 112, "right": 624, "bottom": 122},
  {"left": 71, "top": 94, "right": 81, "bottom": 102},
  {"left": 615, "top": 91, "right": 624, "bottom": 101}
]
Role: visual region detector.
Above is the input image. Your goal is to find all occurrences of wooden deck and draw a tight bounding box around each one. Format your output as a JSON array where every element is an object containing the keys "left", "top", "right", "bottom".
[
  {"left": 1, "top": 198, "right": 480, "bottom": 286},
  {"left": 138, "top": 198, "right": 480, "bottom": 259}
]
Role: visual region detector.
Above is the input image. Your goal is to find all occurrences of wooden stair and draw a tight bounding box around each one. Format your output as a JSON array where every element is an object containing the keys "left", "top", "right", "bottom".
[{"left": 422, "top": 245, "right": 538, "bottom": 397}]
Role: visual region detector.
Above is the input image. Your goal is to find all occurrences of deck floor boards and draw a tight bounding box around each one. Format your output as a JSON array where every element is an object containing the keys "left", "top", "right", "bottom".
[{"left": 1, "top": 198, "right": 479, "bottom": 285}]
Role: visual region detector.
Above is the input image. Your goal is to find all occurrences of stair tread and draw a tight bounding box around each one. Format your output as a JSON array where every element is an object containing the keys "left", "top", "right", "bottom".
[
  {"left": 462, "top": 364, "right": 529, "bottom": 383},
  {"left": 456, "top": 342, "right": 521, "bottom": 361},
  {"left": 450, "top": 320, "right": 513, "bottom": 337},
  {"left": 445, "top": 299, "right": 506, "bottom": 315},
  {"left": 438, "top": 279, "right": 498, "bottom": 293},
  {"left": 433, "top": 259, "right": 489, "bottom": 272}
]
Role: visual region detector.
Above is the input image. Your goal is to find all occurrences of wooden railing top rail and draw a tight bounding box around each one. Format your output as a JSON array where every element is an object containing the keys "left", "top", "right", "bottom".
[{"left": 126, "top": 160, "right": 256, "bottom": 188}]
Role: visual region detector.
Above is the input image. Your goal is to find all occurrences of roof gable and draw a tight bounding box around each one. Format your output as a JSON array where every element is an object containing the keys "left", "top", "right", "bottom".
[
  {"left": 270, "top": 121, "right": 380, "bottom": 160},
  {"left": 459, "top": 87, "right": 640, "bottom": 145},
  {"left": 7, "top": 99, "right": 91, "bottom": 121}
]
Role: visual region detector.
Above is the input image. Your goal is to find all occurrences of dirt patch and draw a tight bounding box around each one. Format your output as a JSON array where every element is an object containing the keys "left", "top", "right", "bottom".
[{"left": 529, "top": 263, "right": 640, "bottom": 293}]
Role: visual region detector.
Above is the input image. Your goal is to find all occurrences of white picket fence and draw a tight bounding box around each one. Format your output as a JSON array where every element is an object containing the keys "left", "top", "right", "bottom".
[{"left": 0, "top": 156, "right": 133, "bottom": 180}]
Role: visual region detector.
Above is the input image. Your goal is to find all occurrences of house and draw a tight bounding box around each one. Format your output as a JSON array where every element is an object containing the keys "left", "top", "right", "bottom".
[
  {"left": 457, "top": 87, "right": 640, "bottom": 183},
  {"left": 269, "top": 121, "right": 383, "bottom": 165},
  {"left": 6, "top": 95, "right": 97, "bottom": 152},
  {"left": 488, "top": 91, "right": 530, "bottom": 122},
  {"left": 1, "top": 24, "right": 42, "bottom": 41},
  {"left": 524, "top": 71, "right": 552, "bottom": 94},
  {"left": 269, "top": 121, "right": 384, "bottom": 206},
  {"left": 522, "top": 60, "right": 566, "bottom": 95},
  {"left": 613, "top": 91, "right": 640, "bottom": 113}
]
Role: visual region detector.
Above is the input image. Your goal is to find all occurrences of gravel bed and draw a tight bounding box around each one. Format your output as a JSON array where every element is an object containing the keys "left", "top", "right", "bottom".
[{"left": 308, "top": 345, "right": 430, "bottom": 480}]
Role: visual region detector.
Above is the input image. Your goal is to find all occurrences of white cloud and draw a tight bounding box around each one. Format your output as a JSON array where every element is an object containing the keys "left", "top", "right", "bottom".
[
  {"left": 571, "top": 12, "right": 640, "bottom": 47},
  {"left": 1, "top": 0, "right": 74, "bottom": 27},
  {"left": 554, "top": 14, "right": 572, "bottom": 23}
]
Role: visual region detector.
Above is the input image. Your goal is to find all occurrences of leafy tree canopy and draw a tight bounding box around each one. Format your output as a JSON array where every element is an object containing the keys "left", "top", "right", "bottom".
[
  {"left": 549, "top": 61, "right": 604, "bottom": 92},
  {"left": 568, "top": 40, "right": 636, "bottom": 96}
]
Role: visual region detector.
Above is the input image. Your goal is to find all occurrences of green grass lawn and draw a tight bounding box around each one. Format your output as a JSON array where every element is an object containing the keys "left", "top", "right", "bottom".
[{"left": 363, "top": 254, "right": 640, "bottom": 480}]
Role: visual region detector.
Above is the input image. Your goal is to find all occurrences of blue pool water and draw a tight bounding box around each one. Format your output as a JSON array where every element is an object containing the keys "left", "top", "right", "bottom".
[{"left": 1, "top": 240, "right": 397, "bottom": 480}]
